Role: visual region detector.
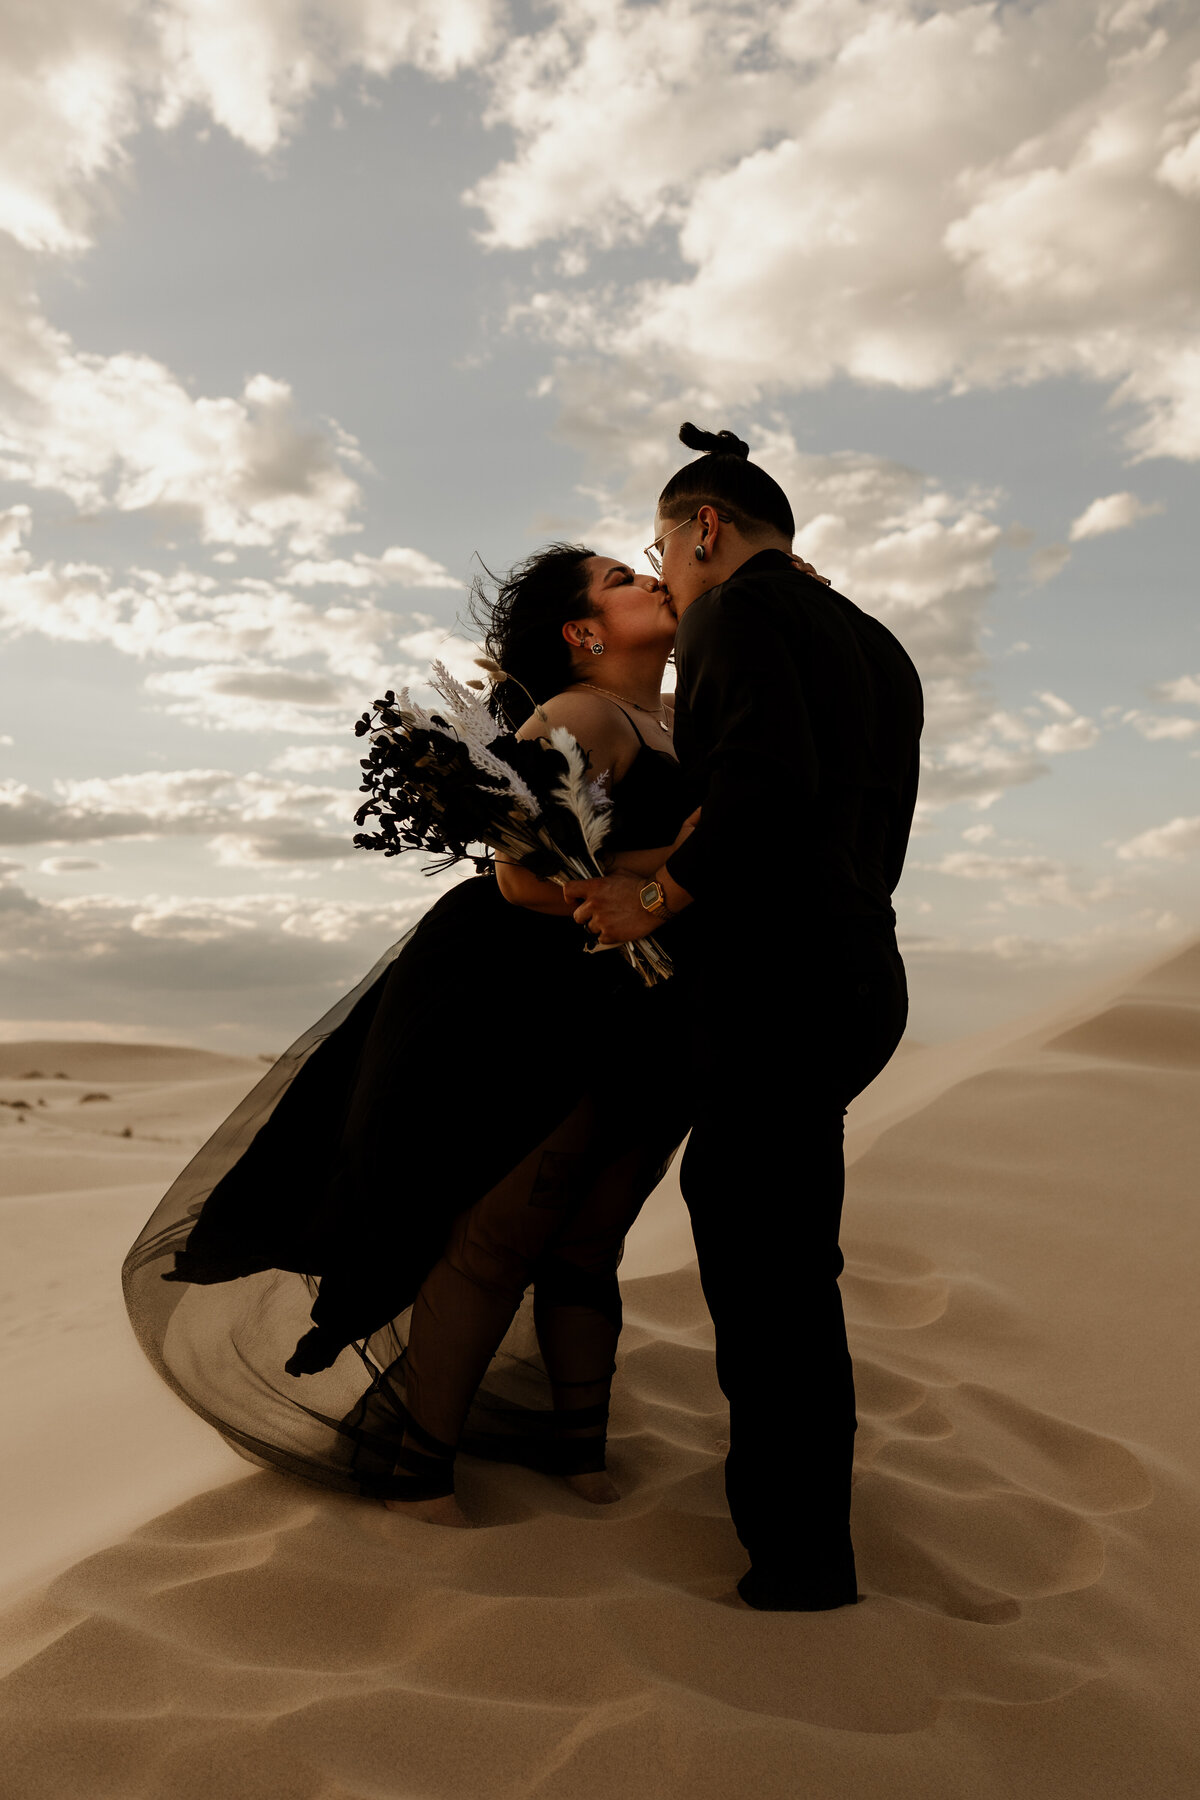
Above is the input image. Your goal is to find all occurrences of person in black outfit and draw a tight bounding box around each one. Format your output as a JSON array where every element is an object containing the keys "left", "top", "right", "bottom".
[
  {"left": 566, "top": 423, "right": 924, "bottom": 1612},
  {"left": 123, "top": 545, "right": 696, "bottom": 1529}
]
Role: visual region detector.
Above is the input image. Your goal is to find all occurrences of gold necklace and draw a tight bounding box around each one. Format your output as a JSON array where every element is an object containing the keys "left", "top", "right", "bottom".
[{"left": 583, "top": 683, "right": 672, "bottom": 733}]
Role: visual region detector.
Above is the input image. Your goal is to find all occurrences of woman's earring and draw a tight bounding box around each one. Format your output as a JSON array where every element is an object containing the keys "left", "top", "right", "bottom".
[
  {"left": 590, "top": 641, "right": 605, "bottom": 655},
  {"left": 694, "top": 543, "right": 706, "bottom": 562}
]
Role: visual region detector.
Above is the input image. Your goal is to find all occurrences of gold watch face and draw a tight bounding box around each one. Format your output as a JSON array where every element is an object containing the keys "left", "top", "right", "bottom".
[{"left": 640, "top": 882, "right": 662, "bottom": 910}]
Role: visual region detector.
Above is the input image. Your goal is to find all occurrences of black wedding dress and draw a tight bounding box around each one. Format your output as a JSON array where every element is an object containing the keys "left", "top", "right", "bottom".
[{"left": 122, "top": 729, "right": 693, "bottom": 1502}]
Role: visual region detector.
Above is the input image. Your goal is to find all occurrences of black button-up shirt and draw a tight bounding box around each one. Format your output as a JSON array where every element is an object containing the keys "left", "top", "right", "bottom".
[{"left": 665, "top": 548, "right": 924, "bottom": 931}]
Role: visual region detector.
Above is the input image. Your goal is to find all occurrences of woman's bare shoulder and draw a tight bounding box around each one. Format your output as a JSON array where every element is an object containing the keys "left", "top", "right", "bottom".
[{"left": 515, "top": 686, "right": 627, "bottom": 740}]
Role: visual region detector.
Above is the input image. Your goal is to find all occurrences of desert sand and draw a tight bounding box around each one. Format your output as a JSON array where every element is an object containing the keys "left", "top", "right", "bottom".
[{"left": 0, "top": 936, "right": 1198, "bottom": 1798}]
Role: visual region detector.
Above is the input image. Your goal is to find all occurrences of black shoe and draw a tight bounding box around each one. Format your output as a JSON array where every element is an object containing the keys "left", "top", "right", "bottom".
[
  {"left": 736, "top": 1568, "right": 860, "bottom": 1612},
  {"left": 284, "top": 1326, "right": 343, "bottom": 1376}
]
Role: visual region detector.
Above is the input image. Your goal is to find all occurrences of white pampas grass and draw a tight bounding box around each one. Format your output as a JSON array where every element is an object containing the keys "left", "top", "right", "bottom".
[
  {"left": 547, "top": 725, "right": 612, "bottom": 860},
  {"left": 428, "top": 660, "right": 541, "bottom": 813}
]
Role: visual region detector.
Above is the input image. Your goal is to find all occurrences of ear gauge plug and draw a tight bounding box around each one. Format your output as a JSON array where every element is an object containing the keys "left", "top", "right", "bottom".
[{"left": 694, "top": 544, "right": 706, "bottom": 562}]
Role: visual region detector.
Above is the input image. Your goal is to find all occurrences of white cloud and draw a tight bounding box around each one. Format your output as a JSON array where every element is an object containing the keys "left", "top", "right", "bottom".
[
  {"left": 269, "top": 743, "right": 365, "bottom": 775},
  {"left": 1031, "top": 691, "right": 1101, "bottom": 754},
  {"left": 1116, "top": 815, "right": 1200, "bottom": 861},
  {"left": 1118, "top": 670, "right": 1200, "bottom": 743},
  {"left": 922, "top": 848, "right": 1118, "bottom": 910},
  {"left": 0, "top": 510, "right": 480, "bottom": 731},
  {"left": 1151, "top": 672, "right": 1200, "bottom": 707},
  {"left": 467, "top": 1, "right": 791, "bottom": 254},
  {"left": 0, "top": 768, "right": 355, "bottom": 855},
  {"left": 145, "top": 664, "right": 353, "bottom": 734},
  {"left": 482, "top": 1, "right": 1200, "bottom": 461},
  {"left": 572, "top": 422, "right": 1050, "bottom": 813},
  {"left": 155, "top": 0, "right": 502, "bottom": 154},
  {"left": 0, "top": 341, "right": 364, "bottom": 552},
  {"left": 0, "top": 869, "right": 461, "bottom": 1039},
  {"left": 1069, "top": 491, "right": 1165, "bottom": 540},
  {"left": 0, "top": 0, "right": 500, "bottom": 257},
  {"left": 0, "top": 2, "right": 503, "bottom": 555},
  {"left": 208, "top": 830, "right": 350, "bottom": 867},
  {"left": 1029, "top": 544, "right": 1071, "bottom": 586},
  {"left": 1036, "top": 691, "right": 1079, "bottom": 720},
  {"left": 961, "top": 823, "right": 995, "bottom": 844},
  {"left": 284, "top": 547, "right": 461, "bottom": 590},
  {"left": 1122, "top": 710, "right": 1200, "bottom": 741},
  {"left": 38, "top": 856, "right": 104, "bottom": 873}
]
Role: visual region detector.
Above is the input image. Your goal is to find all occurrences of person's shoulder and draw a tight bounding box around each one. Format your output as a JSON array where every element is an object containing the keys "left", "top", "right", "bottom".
[
  {"left": 691, "top": 566, "right": 811, "bottom": 638},
  {"left": 832, "top": 592, "right": 920, "bottom": 668},
  {"left": 517, "top": 686, "right": 634, "bottom": 750},
  {"left": 537, "top": 686, "right": 630, "bottom": 728}
]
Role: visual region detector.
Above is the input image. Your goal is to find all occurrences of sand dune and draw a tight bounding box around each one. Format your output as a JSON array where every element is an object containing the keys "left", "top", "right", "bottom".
[{"left": 1, "top": 940, "right": 1198, "bottom": 1798}]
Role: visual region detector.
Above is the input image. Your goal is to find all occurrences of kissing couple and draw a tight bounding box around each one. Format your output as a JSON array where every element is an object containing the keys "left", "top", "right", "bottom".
[{"left": 124, "top": 421, "right": 924, "bottom": 1614}]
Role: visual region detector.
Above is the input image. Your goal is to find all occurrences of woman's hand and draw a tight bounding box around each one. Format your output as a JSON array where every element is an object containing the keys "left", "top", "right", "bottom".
[{"left": 791, "top": 553, "right": 831, "bottom": 585}]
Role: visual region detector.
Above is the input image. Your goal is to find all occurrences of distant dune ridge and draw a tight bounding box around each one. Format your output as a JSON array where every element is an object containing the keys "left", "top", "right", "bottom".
[{"left": 0, "top": 936, "right": 1198, "bottom": 1798}]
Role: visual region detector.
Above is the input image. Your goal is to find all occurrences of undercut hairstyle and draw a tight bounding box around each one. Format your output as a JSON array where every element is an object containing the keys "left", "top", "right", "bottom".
[
  {"left": 657, "top": 422, "right": 795, "bottom": 541},
  {"left": 468, "top": 543, "right": 596, "bottom": 729}
]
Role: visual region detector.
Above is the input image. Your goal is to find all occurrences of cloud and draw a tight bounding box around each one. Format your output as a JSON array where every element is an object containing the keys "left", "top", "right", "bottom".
[
  {"left": 1029, "top": 544, "right": 1071, "bottom": 586},
  {"left": 0, "top": 0, "right": 501, "bottom": 257},
  {"left": 467, "top": 0, "right": 791, "bottom": 254},
  {"left": 0, "top": 2, "right": 503, "bottom": 556},
  {"left": 1122, "top": 710, "right": 1200, "bottom": 741},
  {"left": 155, "top": 0, "right": 502, "bottom": 154},
  {"left": 921, "top": 848, "right": 1118, "bottom": 911},
  {"left": 0, "top": 340, "right": 364, "bottom": 552},
  {"left": 1151, "top": 671, "right": 1200, "bottom": 707},
  {"left": 144, "top": 664, "right": 353, "bottom": 734},
  {"left": 0, "top": 869, "right": 462, "bottom": 1040},
  {"left": 284, "top": 548, "right": 461, "bottom": 590},
  {"left": 38, "top": 856, "right": 103, "bottom": 873},
  {"left": 1032, "top": 691, "right": 1100, "bottom": 754},
  {"left": 482, "top": 1, "right": 1200, "bottom": 461},
  {"left": 269, "top": 744, "right": 365, "bottom": 775},
  {"left": 1119, "top": 669, "right": 1200, "bottom": 742},
  {"left": 0, "top": 768, "right": 355, "bottom": 855},
  {"left": 897, "top": 906, "right": 1192, "bottom": 1040},
  {"left": 0, "top": 509, "right": 480, "bottom": 730},
  {"left": 1069, "top": 491, "right": 1165, "bottom": 540},
  {"left": 208, "top": 831, "right": 350, "bottom": 867},
  {"left": 571, "top": 422, "right": 1053, "bottom": 813},
  {"left": 1116, "top": 815, "right": 1200, "bottom": 861}
]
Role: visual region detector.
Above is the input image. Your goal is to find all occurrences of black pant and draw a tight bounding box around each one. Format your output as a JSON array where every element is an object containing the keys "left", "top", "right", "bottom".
[{"left": 677, "top": 921, "right": 909, "bottom": 1603}]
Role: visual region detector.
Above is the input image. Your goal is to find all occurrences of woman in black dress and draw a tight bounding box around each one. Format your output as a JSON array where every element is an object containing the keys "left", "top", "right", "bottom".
[{"left": 122, "top": 544, "right": 695, "bottom": 1527}]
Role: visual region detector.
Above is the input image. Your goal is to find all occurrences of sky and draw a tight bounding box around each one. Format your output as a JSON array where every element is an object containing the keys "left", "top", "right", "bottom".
[{"left": 0, "top": 0, "right": 1197, "bottom": 1052}]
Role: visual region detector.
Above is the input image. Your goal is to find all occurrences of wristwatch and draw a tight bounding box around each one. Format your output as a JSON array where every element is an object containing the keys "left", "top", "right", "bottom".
[{"left": 639, "top": 879, "right": 674, "bottom": 922}]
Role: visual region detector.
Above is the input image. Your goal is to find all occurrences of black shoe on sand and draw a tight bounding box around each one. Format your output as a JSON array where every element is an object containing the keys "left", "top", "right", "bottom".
[{"left": 736, "top": 1569, "right": 860, "bottom": 1612}]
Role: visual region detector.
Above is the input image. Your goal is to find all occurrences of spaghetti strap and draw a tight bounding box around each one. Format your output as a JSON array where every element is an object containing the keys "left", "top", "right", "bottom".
[{"left": 603, "top": 700, "right": 651, "bottom": 750}]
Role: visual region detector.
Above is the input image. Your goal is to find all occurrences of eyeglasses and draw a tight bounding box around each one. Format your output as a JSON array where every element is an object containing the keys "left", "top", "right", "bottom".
[{"left": 644, "top": 514, "right": 697, "bottom": 577}]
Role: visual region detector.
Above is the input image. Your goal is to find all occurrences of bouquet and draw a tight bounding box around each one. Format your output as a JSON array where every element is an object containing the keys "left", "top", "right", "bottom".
[{"left": 352, "top": 660, "right": 673, "bottom": 987}]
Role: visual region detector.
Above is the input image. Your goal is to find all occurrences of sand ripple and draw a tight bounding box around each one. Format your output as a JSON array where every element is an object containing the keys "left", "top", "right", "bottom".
[{"left": 2, "top": 940, "right": 1198, "bottom": 1797}]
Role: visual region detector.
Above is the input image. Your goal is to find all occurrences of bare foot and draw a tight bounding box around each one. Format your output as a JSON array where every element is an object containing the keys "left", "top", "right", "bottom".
[
  {"left": 382, "top": 1492, "right": 471, "bottom": 1527},
  {"left": 563, "top": 1470, "right": 620, "bottom": 1504}
]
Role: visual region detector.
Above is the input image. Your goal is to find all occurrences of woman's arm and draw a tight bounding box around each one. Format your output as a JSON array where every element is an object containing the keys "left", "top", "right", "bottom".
[
  {"left": 494, "top": 689, "right": 636, "bottom": 913},
  {"left": 607, "top": 807, "right": 702, "bottom": 879},
  {"left": 494, "top": 856, "right": 574, "bottom": 915}
]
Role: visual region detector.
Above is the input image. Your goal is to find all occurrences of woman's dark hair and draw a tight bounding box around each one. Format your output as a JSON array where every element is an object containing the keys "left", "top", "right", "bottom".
[
  {"left": 468, "top": 543, "right": 596, "bottom": 729},
  {"left": 658, "top": 422, "right": 794, "bottom": 540}
]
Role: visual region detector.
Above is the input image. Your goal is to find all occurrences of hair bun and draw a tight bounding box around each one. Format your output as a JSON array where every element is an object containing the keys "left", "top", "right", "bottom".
[{"left": 678, "top": 421, "right": 750, "bottom": 460}]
